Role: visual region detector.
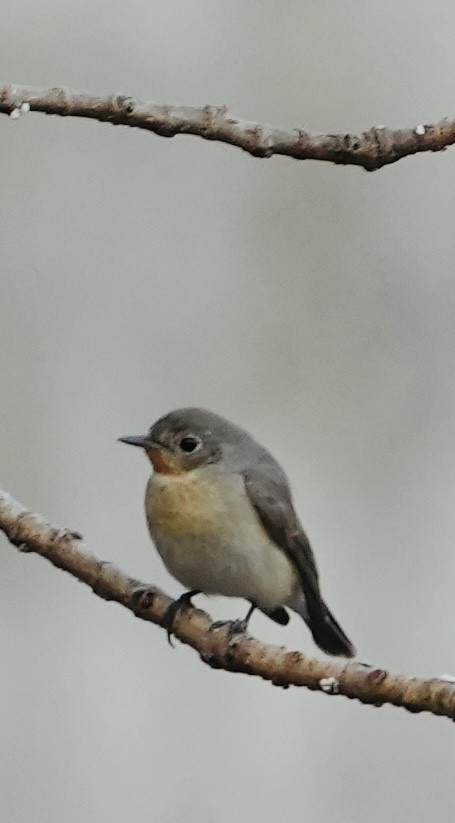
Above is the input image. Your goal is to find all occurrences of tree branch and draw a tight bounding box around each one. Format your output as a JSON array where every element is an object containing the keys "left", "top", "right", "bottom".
[
  {"left": 1, "top": 82, "right": 454, "bottom": 171},
  {"left": 1, "top": 489, "right": 454, "bottom": 719}
]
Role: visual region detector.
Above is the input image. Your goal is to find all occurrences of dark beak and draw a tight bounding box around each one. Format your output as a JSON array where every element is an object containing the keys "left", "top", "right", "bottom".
[{"left": 118, "top": 434, "right": 153, "bottom": 448}]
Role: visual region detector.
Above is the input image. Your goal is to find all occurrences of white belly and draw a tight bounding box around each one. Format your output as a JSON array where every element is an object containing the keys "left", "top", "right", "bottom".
[{"left": 145, "top": 467, "right": 299, "bottom": 610}]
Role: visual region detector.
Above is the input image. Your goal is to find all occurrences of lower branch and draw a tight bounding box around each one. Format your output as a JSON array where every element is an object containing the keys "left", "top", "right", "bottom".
[{"left": 1, "top": 488, "right": 454, "bottom": 720}]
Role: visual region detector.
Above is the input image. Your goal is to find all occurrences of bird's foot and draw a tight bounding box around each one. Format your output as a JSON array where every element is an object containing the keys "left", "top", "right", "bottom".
[
  {"left": 209, "top": 618, "right": 249, "bottom": 638},
  {"left": 164, "top": 590, "right": 200, "bottom": 647},
  {"left": 210, "top": 604, "right": 256, "bottom": 639}
]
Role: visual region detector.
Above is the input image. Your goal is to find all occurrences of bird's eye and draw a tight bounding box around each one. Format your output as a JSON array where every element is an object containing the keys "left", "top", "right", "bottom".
[{"left": 178, "top": 435, "right": 201, "bottom": 453}]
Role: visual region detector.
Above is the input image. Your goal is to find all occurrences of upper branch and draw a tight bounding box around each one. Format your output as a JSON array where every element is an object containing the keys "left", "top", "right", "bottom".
[
  {"left": 1, "top": 489, "right": 454, "bottom": 720},
  {"left": 1, "top": 82, "right": 454, "bottom": 171}
]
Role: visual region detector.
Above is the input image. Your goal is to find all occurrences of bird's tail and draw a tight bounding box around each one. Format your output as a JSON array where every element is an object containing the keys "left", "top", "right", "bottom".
[{"left": 290, "top": 590, "right": 355, "bottom": 657}]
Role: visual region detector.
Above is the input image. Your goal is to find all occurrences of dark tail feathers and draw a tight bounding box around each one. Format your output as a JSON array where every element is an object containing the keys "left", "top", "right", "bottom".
[
  {"left": 261, "top": 594, "right": 355, "bottom": 656},
  {"left": 305, "top": 593, "right": 355, "bottom": 657}
]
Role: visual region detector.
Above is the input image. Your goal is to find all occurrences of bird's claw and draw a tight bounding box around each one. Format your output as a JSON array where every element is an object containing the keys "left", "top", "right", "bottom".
[
  {"left": 209, "top": 618, "right": 249, "bottom": 638},
  {"left": 164, "top": 591, "right": 199, "bottom": 647}
]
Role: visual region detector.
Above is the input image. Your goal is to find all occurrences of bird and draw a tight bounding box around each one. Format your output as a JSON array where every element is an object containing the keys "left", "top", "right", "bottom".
[{"left": 119, "top": 407, "right": 355, "bottom": 657}]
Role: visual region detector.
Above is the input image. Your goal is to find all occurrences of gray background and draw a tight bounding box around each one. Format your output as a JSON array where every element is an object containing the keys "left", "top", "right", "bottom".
[{"left": 1, "top": 2, "right": 455, "bottom": 821}]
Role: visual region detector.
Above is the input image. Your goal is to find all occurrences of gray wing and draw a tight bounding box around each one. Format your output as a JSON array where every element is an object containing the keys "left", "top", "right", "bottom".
[
  {"left": 243, "top": 460, "right": 321, "bottom": 601},
  {"left": 243, "top": 459, "right": 355, "bottom": 657}
]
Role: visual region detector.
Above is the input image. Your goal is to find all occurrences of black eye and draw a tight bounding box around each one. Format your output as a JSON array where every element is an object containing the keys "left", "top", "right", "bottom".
[{"left": 178, "top": 435, "right": 201, "bottom": 453}]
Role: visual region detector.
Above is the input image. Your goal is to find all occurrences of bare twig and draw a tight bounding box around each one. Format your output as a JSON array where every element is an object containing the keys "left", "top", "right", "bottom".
[
  {"left": 1, "top": 489, "right": 454, "bottom": 720},
  {"left": 1, "top": 82, "right": 454, "bottom": 171}
]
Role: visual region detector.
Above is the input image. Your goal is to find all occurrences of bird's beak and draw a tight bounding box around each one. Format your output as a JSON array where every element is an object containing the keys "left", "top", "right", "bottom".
[
  {"left": 118, "top": 433, "right": 176, "bottom": 473},
  {"left": 118, "top": 434, "right": 154, "bottom": 448}
]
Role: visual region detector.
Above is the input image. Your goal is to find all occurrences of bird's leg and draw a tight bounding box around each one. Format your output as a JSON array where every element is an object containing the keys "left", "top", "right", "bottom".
[
  {"left": 210, "top": 602, "right": 256, "bottom": 638},
  {"left": 164, "top": 590, "right": 201, "bottom": 646}
]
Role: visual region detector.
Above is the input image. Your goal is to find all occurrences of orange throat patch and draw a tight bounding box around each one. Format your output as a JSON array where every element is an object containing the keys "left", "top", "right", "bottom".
[{"left": 145, "top": 446, "right": 183, "bottom": 475}]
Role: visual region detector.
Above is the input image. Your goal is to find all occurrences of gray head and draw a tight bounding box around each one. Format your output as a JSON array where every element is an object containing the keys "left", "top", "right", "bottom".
[{"left": 119, "top": 407, "right": 266, "bottom": 474}]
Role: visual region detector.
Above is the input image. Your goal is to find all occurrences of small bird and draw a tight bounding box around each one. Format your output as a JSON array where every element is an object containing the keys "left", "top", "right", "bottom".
[{"left": 119, "top": 407, "right": 355, "bottom": 657}]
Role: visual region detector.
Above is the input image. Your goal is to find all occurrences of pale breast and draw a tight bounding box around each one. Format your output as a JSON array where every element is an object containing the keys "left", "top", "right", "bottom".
[
  {"left": 146, "top": 467, "right": 229, "bottom": 540},
  {"left": 144, "top": 467, "right": 299, "bottom": 609}
]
